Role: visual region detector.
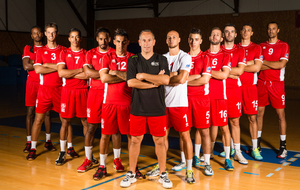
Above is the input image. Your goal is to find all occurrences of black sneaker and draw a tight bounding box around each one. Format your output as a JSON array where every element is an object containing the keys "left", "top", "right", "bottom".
[
  {"left": 26, "top": 149, "right": 36, "bottom": 161},
  {"left": 93, "top": 165, "right": 107, "bottom": 181},
  {"left": 257, "top": 137, "right": 262, "bottom": 152},
  {"left": 67, "top": 147, "right": 79, "bottom": 158},
  {"left": 23, "top": 142, "right": 31, "bottom": 153},
  {"left": 92, "top": 155, "right": 99, "bottom": 164},
  {"left": 55, "top": 151, "right": 66, "bottom": 166},
  {"left": 135, "top": 166, "right": 144, "bottom": 179},
  {"left": 44, "top": 140, "right": 57, "bottom": 151},
  {"left": 277, "top": 140, "right": 287, "bottom": 159}
]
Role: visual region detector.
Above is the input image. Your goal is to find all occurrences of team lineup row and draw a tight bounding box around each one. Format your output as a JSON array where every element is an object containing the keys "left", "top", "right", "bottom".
[{"left": 22, "top": 21, "right": 289, "bottom": 188}]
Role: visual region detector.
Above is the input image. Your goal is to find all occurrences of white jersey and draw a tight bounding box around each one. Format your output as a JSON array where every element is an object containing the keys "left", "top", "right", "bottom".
[{"left": 163, "top": 50, "right": 191, "bottom": 107}]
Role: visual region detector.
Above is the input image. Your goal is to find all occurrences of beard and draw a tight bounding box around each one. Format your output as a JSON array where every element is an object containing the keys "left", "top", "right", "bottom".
[
  {"left": 210, "top": 40, "right": 220, "bottom": 45},
  {"left": 99, "top": 44, "right": 107, "bottom": 50}
]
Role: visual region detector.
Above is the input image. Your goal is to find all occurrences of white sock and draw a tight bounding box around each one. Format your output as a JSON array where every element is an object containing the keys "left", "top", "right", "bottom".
[
  {"left": 113, "top": 148, "right": 121, "bottom": 159},
  {"left": 181, "top": 151, "right": 186, "bottom": 163},
  {"left": 100, "top": 154, "right": 108, "bottom": 167},
  {"left": 234, "top": 143, "right": 240, "bottom": 150},
  {"left": 280, "top": 135, "right": 286, "bottom": 141},
  {"left": 60, "top": 140, "right": 67, "bottom": 152},
  {"left": 67, "top": 143, "right": 72, "bottom": 149},
  {"left": 195, "top": 144, "right": 201, "bottom": 157},
  {"left": 224, "top": 146, "right": 230, "bottom": 159},
  {"left": 85, "top": 146, "right": 92, "bottom": 160},
  {"left": 27, "top": 136, "right": 31, "bottom": 142},
  {"left": 186, "top": 159, "right": 192, "bottom": 171},
  {"left": 258, "top": 131, "right": 262, "bottom": 138},
  {"left": 46, "top": 133, "right": 51, "bottom": 141},
  {"left": 31, "top": 141, "right": 37, "bottom": 149},
  {"left": 230, "top": 138, "right": 234, "bottom": 149},
  {"left": 252, "top": 139, "right": 257, "bottom": 149},
  {"left": 204, "top": 154, "right": 210, "bottom": 165}
]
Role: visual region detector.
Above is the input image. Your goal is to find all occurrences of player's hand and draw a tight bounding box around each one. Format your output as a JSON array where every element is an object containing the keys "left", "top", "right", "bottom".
[
  {"left": 109, "top": 70, "right": 117, "bottom": 75},
  {"left": 170, "top": 71, "right": 178, "bottom": 77},
  {"left": 136, "top": 73, "right": 144, "bottom": 80},
  {"left": 158, "top": 69, "right": 165, "bottom": 75}
]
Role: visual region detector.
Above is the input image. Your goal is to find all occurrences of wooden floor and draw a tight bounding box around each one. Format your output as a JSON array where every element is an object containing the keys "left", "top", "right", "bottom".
[{"left": 0, "top": 85, "right": 300, "bottom": 190}]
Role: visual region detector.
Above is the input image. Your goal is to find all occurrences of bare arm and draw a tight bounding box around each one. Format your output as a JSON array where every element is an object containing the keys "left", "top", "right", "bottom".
[
  {"left": 34, "top": 64, "right": 56, "bottom": 74},
  {"left": 43, "top": 63, "right": 58, "bottom": 70},
  {"left": 187, "top": 74, "right": 201, "bottom": 82},
  {"left": 57, "top": 64, "right": 83, "bottom": 78},
  {"left": 73, "top": 72, "right": 89, "bottom": 80},
  {"left": 136, "top": 70, "right": 170, "bottom": 86},
  {"left": 109, "top": 70, "right": 127, "bottom": 81},
  {"left": 211, "top": 67, "right": 230, "bottom": 80},
  {"left": 188, "top": 74, "right": 210, "bottom": 86},
  {"left": 230, "top": 64, "right": 245, "bottom": 76},
  {"left": 244, "top": 60, "right": 262, "bottom": 73},
  {"left": 260, "top": 64, "right": 271, "bottom": 71},
  {"left": 262, "top": 59, "right": 288, "bottom": 70},
  {"left": 169, "top": 70, "right": 189, "bottom": 86},
  {"left": 83, "top": 65, "right": 100, "bottom": 79},
  {"left": 228, "top": 74, "right": 239, "bottom": 79},
  {"left": 99, "top": 69, "right": 124, "bottom": 83},
  {"left": 23, "top": 58, "right": 34, "bottom": 71},
  {"left": 127, "top": 78, "right": 157, "bottom": 89}
]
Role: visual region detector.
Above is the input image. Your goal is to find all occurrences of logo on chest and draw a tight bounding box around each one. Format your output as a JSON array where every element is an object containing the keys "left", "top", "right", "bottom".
[{"left": 151, "top": 61, "right": 159, "bottom": 66}]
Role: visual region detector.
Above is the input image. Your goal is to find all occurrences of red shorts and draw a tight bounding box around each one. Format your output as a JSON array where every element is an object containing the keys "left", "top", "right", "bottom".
[
  {"left": 35, "top": 85, "right": 62, "bottom": 114},
  {"left": 101, "top": 104, "right": 130, "bottom": 135},
  {"left": 210, "top": 99, "right": 228, "bottom": 127},
  {"left": 130, "top": 114, "right": 167, "bottom": 136},
  {"left": 241, "top": 85, "right": 258, "bottom": 115},
  {"left": 166, "top": 107, "right": 190, "bottom": 132},
  {"left": 188, "top": 95, "right": 210, "bottom": 128},
  {"left": 60, "top": 88, "right": 88, "bottom": 118},
  {"left": 25, "top": 80, "right": 39, "bottom": 107},
  {"left": 87, "top": 88, "right": 104, "bottom": 124},
  {"left": 227, "top": 87, "right": 242, "bottom": 118},
  {"left": 257, "top": 80, "right": 285, "bottom": 109}
]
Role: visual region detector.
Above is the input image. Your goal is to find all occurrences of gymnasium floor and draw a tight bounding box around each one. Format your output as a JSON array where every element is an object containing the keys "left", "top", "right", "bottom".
[{"left": 0, "top": 85, "right": 300, "bottom": 190}]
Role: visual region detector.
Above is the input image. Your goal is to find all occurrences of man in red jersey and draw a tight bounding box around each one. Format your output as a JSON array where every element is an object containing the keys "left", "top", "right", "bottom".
[
  {"left": 257, "top": 22, "right": 289, "bottom": 159},
  {"left": 77, "top": 27, "right": 117, "bottom": 172},
  {"left": 93, "top": 28, "right": 138, "bottom": 180},
  {"left": 55, "top": 28, "right": 89, "bottom": 165},
  {"left": 205, "top": 27, "right": 233, "bottom": 170},
  {"left": 238, "top": 23, "right": 263, "bottom": 160},
  {"left": 26, "top": 22, "right": 66, "bottom": 160},
  {"left": 220, "top": 23, "right": 248, "bottom": 164},
  {"left": 22, "top": 26, "right": 52, "bottom": 153}
]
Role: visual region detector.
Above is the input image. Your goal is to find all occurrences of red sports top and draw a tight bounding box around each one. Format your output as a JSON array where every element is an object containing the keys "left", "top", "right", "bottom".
[{"left": 22, "top": 45, "right": 43, "bottom": 82}]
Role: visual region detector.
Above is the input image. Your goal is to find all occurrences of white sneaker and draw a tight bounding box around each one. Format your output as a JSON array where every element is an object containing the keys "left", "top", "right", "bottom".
[
  {"left": 146, "top": 164, "right": 160, "bottom": 177},
  {"left": 234, "top": 149, "right": 248, "bottom": 165},
  {"left": 172, "top": 162, "right": 186, "bottom": 171},
  {"left": 204, "top": 163, "right": 214, "bottom": 176},
  {"left": 158, "top": 172, "right": 173, "bottom": 189},
  {"left": 120, "top": 171, "right": 137, "bottom": 188}
]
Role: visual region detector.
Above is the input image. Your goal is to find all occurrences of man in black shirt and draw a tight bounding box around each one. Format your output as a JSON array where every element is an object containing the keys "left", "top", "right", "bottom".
[{"left": 120, "top": 30, "right": 172, "bottom": 189}]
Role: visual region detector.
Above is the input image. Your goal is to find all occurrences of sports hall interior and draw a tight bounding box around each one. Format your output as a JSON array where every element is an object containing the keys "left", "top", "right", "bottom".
[{"left": 0, "top": 0, "right": 300, "bottom": 189}]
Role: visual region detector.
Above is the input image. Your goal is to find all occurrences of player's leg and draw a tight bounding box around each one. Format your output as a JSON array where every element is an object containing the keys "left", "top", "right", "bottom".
[
  {"left": 220, "top": 125, "right": 234, "bottom": 171},
  {"left": 24, "top": 106, "right": 35, "bottom": 152},
  {"left": 257, "top": 106, "right": 265, "bottom": 150},
  {"left": 210, "top": 125, "right": 218, "bottom": 158},
  {"left": 55, "top": 116, "right": 70, "bottom": 165},
  {"left": 248, "top": 114, "right": 263, "bottom": 160},
  {"left": 43, "top": 110, "right": 55, "bottom": 151},
  {"left": 275, "top": 108, "right": 287, "bottom": 158},
  {"left": 200, "top": 128, "right": 214, "bottom": 175}
]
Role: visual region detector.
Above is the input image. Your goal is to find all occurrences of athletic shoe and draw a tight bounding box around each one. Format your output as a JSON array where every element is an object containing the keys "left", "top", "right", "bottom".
[
  {"left": 26, "top": 149, "right": 36, "bottom": 161},
  {"left": 277, "top": 141, "right": 287, "bottom": 159},
  {"left": 224, "top": 159, "right": 234, "bottom": 171},
  {"left": 120, "top": 171, "right": 137, "bottom": 188},
  {"left": 172, "top": 162, "right": 186, "bottom": 171},
  {"left": 146, "top": 164, "right": 160, "bottom": 177},
  {"left": 23, "top": 142, "right": 31, "bottom": 153},
  {"left": 135, "top": 166, "right": 144, "bottom": 179},
  {"left": 55, "top": 151, "right": 66, "bottom": 166},
  {"left": 204, "top": 163, "right": 214, "bottom": 176},
  {"left": 200, "top": 154, "right": 213, "bottom": 162},
  {"left": 234, "top": 150, "right": 248, "bottom": 164},
  {"left": 185, "top": 170, "right": 195, "bottom": 184},
  {"left": 192, "top": 155, "right": 201, "bottom": 167},
  {"left": 93, "top": 165, "right": 107, "bottom": 181},
  {"left": 44, "top": 140, "right": 56, "bottom": 151},
  {"left": 77, "top": 158, "right": 93, "bottom": 172},
  {"left": 92, "top": 155, "right": 99, "bottom": 164},
  {"left": 219, "top": 149, "right": 235, "bottom": 158},
  {"left": 257, "top": 137, "right": 262, "bottom": 152},
  {"left": 113, "top": 158, "right": 124, "bottom": 171},
  {"left": 158, "top": 172, "right": 173, "bottom": 189},
  {"left": 252, "top": 148, "right": 263, "bottom": 160},
  {"left": 67, "top": 147, "right": 79, "bottom": 158}
]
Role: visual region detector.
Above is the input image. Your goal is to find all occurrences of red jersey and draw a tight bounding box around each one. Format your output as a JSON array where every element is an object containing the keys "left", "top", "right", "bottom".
[
  {"left": 84, "top": 47, "right": 115, "bottom": 90},
  {"left": 221, "top": 44, "right": 246, "bottom": 88},
  {"left": 188, "top": 51, "right": 212, "bottom": 96},
  {"left": 238, "top": 42, "right": 263, "bottom": 85},
  {"left": 101, "top": 51, "right": 134, "bottom": 106},
  {"left": 57, "top": 47, "right": 88, "bottom": 89},
  {"left": 34, "top": 45, "right": 65, "bottom": 87},
  {"left": 205, "top": 49, "right": 231, "bottom": 100},
  {"left": 259, "top": 40, "right": 289, "bottom": 82},
  {"left": 22, "top": 45, "right": 43, "bottom": 82}
]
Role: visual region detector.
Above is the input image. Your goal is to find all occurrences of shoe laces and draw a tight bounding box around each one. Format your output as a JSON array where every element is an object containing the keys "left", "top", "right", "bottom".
[
  {"left": 177, "top": 162, "right": 185, "bottom": 167},
  {"left": 186, "top": 170, "right": 193, "bottom": 178},
  {"left": 160, "top": 172, "right": 170, "bottom": 182},
  {"left": 204, "top": 164, "right": 212, "bottom": 171},
  {"left": 124, "top": 172, "right": 133, "bottom": 182},
  {"left": 96, "top": 166, "right": 105, "bottom": 174}
]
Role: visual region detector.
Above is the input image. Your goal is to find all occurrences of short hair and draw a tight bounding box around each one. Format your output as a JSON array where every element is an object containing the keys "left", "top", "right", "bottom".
[
  {"left": 45, "top": 22, "right": 58, "bottom": 32},
  {"left": 189, "top": 28, "right": 202, "bottom": 37},
  {"left": 139, "top": 29, "right": 155, "bottom": 40},
  {"left": 114, "top": 28, "right": 129, "bottom": 40},
  {"left": 268, "top": 21, "right": 279, "bottom": 29},
  {"left": 69, "top": 28, "right": 81, "bottom": 37},
  {"left": 95, "top": 27, "right": 110, "bottom": 38},
  {"left": 242, "top": 23, "right": 253, "bottom": 30},
  {"left": 211, "top": 27, "right": 222, "bottom": 34},
  {"left": 224, "top": 23, "right": 236, "bottom": 33},
  {"left": 30, "top": 26, "right": 42, "bottom": 34}
]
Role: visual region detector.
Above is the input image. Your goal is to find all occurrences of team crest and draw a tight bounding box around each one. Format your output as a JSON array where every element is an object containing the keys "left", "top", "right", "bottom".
[
  {"left": 93, "top": 55, "right": 97, "bottom": 58},
  {"left": 186, "top": 64, "right": 191, "bottom": 68},
  {"left": 151, "top": 61, "right": 159, "bottom": 66},
  {"left": 112, "top": 59, "right": 116, "bottom": 63},
  {"left": 263, "top": 46, "right": 266, "bottom": 49},
  {"left": 260, "top": 55, "right": 263, "bottom": 59},
  {"left": 68, "top": 54, "right": 71, "bottom": 57},
  {"left": 207, "top": 67, "right": 211, "bottom": 72},
  {"left": 244, "top": 58, "right": 246, "bottom": 62},
  {"left": 44, "top": 51, "right": 48, "bottom": 54},
  {"left": 228, "top": 62, "right": 231, "bottom": 66},
  {"left": 286, "top": 53, "right": 289, "bottom": 57}
]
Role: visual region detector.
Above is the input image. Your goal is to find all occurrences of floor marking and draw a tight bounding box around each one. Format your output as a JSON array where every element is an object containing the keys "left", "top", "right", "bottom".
[
  {"left": 288, "top": 158, "right": 297, "bottom": 162},
  {"left": 82, "top": 157, "right": 174, "bottom": 190},
  {"left": 266, "top": 173, "right": 274, "bottom": 177},
  {"left": 282, "top": 162, "right": 290, "bottom": 166},
  {"left": 53, "top": 142, "right": 59, "bottom": 144},
  {"left": 0, "top": 134, "right": 7, "bottom": 136},
  {"left": 38, "top": 140, "right": 46, "bottom": 142},
  {"left": 295, "top": 154, "right": 300, "bottom": 157},
  {"left": 275, "top": 167, "right": 282, "bottom": 171},
  {"left": 139, "top": 155, "right": 145, "bottom": 157},
  {"left": 244, "top": 172, "right": 259, "bottom": 175},
  {"left": 219, "top": 168, "right": 226, "bottom": 170},
  {"left": 121, "top": 152, "right": 127, "bottom": 154},
  {"left": 12, "top": 136, "right": 20, "bottom": 138},
  {"left": 174, "top": 160, "right": 179, "bottom": 163}
]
